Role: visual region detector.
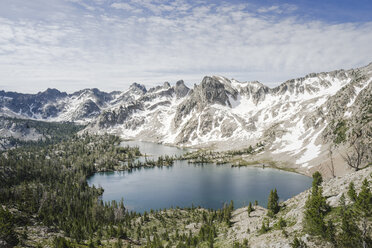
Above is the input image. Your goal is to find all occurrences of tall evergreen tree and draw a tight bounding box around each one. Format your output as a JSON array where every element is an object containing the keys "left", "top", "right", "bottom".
[
  {"left": 356, "top": 179, "right": 371, "bottom": 217},
  {"left": 356, "top": 178, "right": 372, "bottom": 248},
  {"left": 325, "top": 220, "right": 336, "bottom": 246},
  {"left": 303, "top": 173, "right": 329, "bottom": 236},
  {"left": 267, "top": 188, "right": 280, "bottom": 216},
  {"left": 247, "top": 202, "right": 253, "bottom": 217},
  {"left": 312, "top": 171, "right": 323, "bottom": 190},
  {"left": 338, "top": 208, "right": 362, "bottom": 247},
  {"left": 0, "top": 207, "right": 19, "bottom": 246},
  {"left": 347, "top": 181, "right": 357, "bottom": 202}
]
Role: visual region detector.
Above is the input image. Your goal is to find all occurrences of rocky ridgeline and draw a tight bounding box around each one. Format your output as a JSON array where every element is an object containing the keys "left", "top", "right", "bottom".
[{"left": 1, "top": 63, "right": 371, "bottom": 171}]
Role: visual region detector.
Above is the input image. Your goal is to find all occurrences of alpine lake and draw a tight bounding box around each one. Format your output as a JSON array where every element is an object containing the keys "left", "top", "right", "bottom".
[{"left": 88, "top": 140, "right": 312, "bottom": 213}]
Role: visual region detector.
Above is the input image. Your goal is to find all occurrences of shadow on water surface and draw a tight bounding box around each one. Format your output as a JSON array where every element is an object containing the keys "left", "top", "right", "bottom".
[{"left": 88, "top": 141, "right": 312, "bottom": 213}]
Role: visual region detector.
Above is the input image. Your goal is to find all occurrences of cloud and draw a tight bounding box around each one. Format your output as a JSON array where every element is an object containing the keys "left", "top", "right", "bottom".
[
  {"left": 257, "top": 5, "right": 280, "bottom": 13},
  {"left": 257, "top": 4, "right": 298, "bottom": 14},
  {"left": 111, "top": 3, "right": 133, "bottom": 11},
  {"left": 0, "top": 0, "right": 371, "bottom": 93},
  {"left": 111, "top": 2, "right": 144, "bottom": 14}
]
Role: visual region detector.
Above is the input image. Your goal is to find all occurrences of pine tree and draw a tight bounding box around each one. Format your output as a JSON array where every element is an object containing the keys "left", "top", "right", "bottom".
[
  {"left": 259, "top": 218, "right": 270, "bottom": 234},
  {"left": 277, "top": 217, "right": 287, "bottom": 229},
  {"left": 290, "top": 237, "right": 307, "bottom": 248},
  {"left": 242, "top": 238, "right": 249, "bottom": 248},
  {"left": 0, "top": 207, "right": 19, "bottom": 246},
  {"left": 347, "top": 181, "right": 357, "bottom": 202},
  {"left": 229, "top": 200, "right": 234, "bottom": 211},
  {"left": 312, "top": 171, "right": 323, "bottom": 189},
  {"left": 247, "top": 202, "right": 253, "bottom": 217},
  {"left": 303, "top": 173, "right": 329, "bottom": 236},
  {"left": 338, "top": 208, "right": 362, "bottom": 247},
  {"left": 208, "top": 228, "right": 214, "bottom": 248},
  {"left": 117, "top": 224, "right": 127, "bottom": 239},
  {"left": 88, "top": 240, "right": 95, "bottom": 248},
  {"left": 356, "top": 178, "right": 371, "bottom": 217},
  {"left": 356, "top": 178, "right": 372, "bottom": 248},
  {"left": 325, "top": 220, "right": 336, "bottom": 245},
  {"left": 267, "top": 188, "right": 280, "bottom": 216}
]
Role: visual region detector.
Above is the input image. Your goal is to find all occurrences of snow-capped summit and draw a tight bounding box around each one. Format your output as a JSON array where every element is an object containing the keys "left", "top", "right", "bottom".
[{"left": 1, "top": 63, "right": 371, "bottom": 170}]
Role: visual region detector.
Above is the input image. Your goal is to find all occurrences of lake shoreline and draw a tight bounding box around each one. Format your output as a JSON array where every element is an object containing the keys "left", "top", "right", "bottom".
[
  {"left": 88, "top": 140, "right": 313, "bottom": 214},
  {"left": 121, "top": 139, "right": 311, "bottom": 177}
]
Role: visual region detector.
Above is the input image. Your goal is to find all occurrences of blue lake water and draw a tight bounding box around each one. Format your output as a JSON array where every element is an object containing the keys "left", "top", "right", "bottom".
[{"left": 88, "top": 141, "right": 312, "bottom": 213}]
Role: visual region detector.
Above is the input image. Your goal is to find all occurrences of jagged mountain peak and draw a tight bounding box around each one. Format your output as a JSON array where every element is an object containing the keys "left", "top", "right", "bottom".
[
  {"left": 195, "top": 76, "right": 237, "bottom": 106},
  {"left": 129, "top": 82, "right": 147, "bottom": 94},
  {"left": 38, "top": 88, "right": 65, "bottom": 97},
  {"left": 71, "top": 88, "right": 103, "bottom": 96},
  {"left": 163, "top": 82, "right": 171, "bottom": 88},
  {"left": 354, "top": 62, "right": 372, "bottom": 75},
  {"left": 109, "top": 83, "right": 147, "bottom": 107},
  {"left": 34, "top": 88, "right": 68, "bottom": 101},
  {"left": 234, "top": 79, "right": 265, "bottom": 87},
  {"left": 269, "top": 69, "right": 350, "bottom": 98},
  {"left": 1, "top": 62, "right": 371, "bottom": 171},
  {"left": 71, "top": 87, "right": 118, "bottom": 97},
  {"left": 175, "top": 80, "right": 190, "bottom": 98},
  {"left": 176, "top": 80, "right": 185, "bottom": 86},
  {"left": 148, "top": 83, "right": 169, "bottom": 93}
]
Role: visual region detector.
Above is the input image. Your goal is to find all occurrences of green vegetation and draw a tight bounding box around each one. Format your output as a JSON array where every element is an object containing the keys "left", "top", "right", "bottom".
[
  {"left": 338, "top": 194, "right": 362, "bottom": 247},
  {"left": 226, "top": 145, "right": 256, "bottom": 156},
  {"left": 143, "top": 155, "right": 175, "bottom": 167},
  {"left": 303, "top": 172, "right": 372, "bottom": 247},
  {"left": 311, "top": 171, "right": 323, "bottom": 188},
  {"left": 267, "top": 188, "right": 280, "bottom": 217},
  {"left": 347, "top": 181, "right": 357, "bottom": 202},
  {"left": 181, "top": 143, "right": 301, "bottom": 176},
  {"left": 275, "top": 217, "right": 287, "bottom": 230},
  {"left": 333, "top": 120, "right": 348, "bottom": 144},
  {"left": 303, "top": 172, "right": 330, "bottom": 236},
  {"left": 1, "top": 121, "right": 370, "bottom": 247},
  {"left": 181, "top": 143, "right": 266, "bottom": 167},
  {"left": 232, "top": 238, "right": 249, "bottom": 248},
  {"left": 0, "top": 134, "right": 140, "bottom": 246},
  {"left": 290, "top": 237, "right": 307, "bottom": 248},
  {"left": 258, "top": 218, "right": 270, "bottom": 234},
  {"left": 0, "top": 116, "right": 85, "bottom": 149},
  {"left": 0, "top": 133, "right": 240, "bottom": 247},
  {"left": 247, "top": 202, "right": 253, "bottom": 217},
  {"left": 0, "top": 207, "right": 19, "bottom": 246}
]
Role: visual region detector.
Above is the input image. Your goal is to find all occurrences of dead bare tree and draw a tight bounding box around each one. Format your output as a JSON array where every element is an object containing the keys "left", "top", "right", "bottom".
[
  {"left": 342, "top": 140, "right": 369, "bottom": 171},
  {"left": 327, "top": 145, "right": 336, "bottom": 178}
]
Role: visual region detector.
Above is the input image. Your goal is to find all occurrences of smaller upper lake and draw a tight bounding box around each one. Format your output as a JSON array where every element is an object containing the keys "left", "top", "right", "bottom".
[
  {"left": 88, "top": 141, "right": 312, "bottom": 213},
  {"left": 120, "top": 140, "right": 192, "bottom": 163}
]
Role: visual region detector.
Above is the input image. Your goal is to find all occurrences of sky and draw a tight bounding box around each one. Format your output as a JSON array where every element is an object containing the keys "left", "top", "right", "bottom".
[{"left": 0, "top": 0, "right": 372, "bottom": 93}]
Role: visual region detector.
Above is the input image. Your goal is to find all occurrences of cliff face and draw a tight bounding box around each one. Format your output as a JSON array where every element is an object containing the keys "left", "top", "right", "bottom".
[
  {"left": 1, "top": 63, "right": 371, "bottom": 171},
  {"left": 88, "top": 63, "right": 370, "bottom": 172}
]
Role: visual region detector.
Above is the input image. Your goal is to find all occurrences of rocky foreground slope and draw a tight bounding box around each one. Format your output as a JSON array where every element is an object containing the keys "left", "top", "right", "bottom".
[
  {"left": 1, "top": 63, "right": 371, "bottom": 173},
  {"left": 224, "top": 166, "right": 372, "bottom": 248},
  {"left": 3, "top": 137, "right": 369, "bottom": 248}
]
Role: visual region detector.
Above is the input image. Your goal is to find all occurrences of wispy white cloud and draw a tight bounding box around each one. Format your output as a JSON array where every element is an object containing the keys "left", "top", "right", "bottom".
[
  {"left": 111, "top": 2, "right": 143, "bottom": 13},
  {"left": 257, "top": 4, "right": 297, "bottom": 14},
  {"left": 0, "top": 0, "right": 371, "bottom": 93},
  {"left": 111, "top": 2, "right": 133, "bottom": 11}
]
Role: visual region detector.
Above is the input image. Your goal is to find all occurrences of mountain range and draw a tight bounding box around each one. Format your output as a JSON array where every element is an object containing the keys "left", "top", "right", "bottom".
[{"left": 1, "top": 62, "right": 371, "bottom": 174}]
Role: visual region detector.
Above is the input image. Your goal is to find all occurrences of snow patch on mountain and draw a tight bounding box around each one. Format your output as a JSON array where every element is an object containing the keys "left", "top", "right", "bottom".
[
  {"left": 296, "top": 125, "right": 327, "bottom": 168},
  {"left": 1, "top": 63, "right": 372, "bottom": 169},
  {"left": 346, "top": 78, "right": 371, "bottom": 107}
]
